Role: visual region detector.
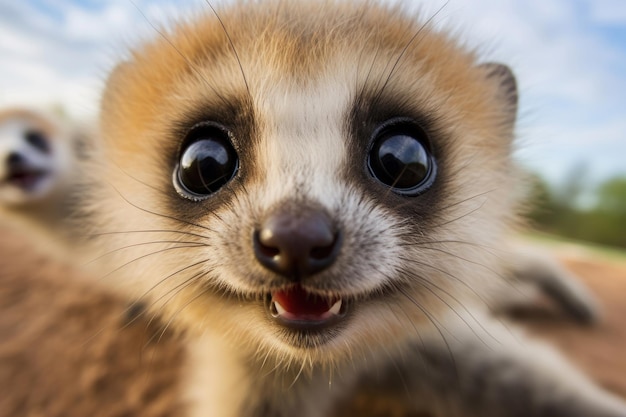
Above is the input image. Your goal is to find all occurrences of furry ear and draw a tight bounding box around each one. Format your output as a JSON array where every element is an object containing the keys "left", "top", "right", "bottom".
[
  {"left": 101, "top": 61, "right": 131, "bottom": 117},
  {"left": 480, "top": 63, "right": 518, "bottom": 128}
]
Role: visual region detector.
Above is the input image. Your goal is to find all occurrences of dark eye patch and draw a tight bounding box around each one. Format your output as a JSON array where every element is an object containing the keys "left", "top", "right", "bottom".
[{"left": 24, "top": 130, "right": 51, "bottom": 154}]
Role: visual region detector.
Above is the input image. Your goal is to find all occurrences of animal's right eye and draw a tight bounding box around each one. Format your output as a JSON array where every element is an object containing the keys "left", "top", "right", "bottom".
[
  {"left": 174, "top": 123, "right": 239, "bottom": 200},
  {"left": 24, "top": 130, "right": 50, "bottom": 154}
]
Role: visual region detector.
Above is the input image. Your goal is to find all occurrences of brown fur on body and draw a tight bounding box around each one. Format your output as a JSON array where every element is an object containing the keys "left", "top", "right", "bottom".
[{"left": 0, "top": 221, "right": 185, "bottom": 417}]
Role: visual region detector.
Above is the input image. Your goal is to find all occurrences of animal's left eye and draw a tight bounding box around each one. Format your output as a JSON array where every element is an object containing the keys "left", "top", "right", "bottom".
[
  {"left": 367, "top": 119, "right": 436, "bottom": 196},
  {"left": 174, "top": 123, "right": 238, "bottom": 200},
  {"left": 24, "top": 130, "right": 50, "bottom": 154}
]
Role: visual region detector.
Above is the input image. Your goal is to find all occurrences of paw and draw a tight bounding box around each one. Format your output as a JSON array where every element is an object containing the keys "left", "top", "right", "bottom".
[{"left": 508, "top": 246, "right": 601, "bottom": 324}]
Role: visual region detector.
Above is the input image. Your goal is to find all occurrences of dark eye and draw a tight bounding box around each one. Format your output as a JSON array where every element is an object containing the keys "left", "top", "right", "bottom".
[
  {"left": 24, "top": 130, "right": 50, "bottom": 154},
  {"left": 174, "top": 124, "right": 238, "bottom": 199},
  {"left": 367, "top": 120, "right": 436, "bottom": 196}
]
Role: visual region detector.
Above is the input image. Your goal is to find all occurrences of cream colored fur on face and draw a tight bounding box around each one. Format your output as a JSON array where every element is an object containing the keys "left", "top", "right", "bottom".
[
  {"left": 93, "top": 0, "right": 516, "bottom": 349},
  {"left": 81, "top": 1, "right": 624, "bottom": 417}
]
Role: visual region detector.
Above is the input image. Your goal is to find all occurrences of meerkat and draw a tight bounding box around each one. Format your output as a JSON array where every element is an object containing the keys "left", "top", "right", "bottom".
[
  {"left": 70, "top": 1, "right": 625, "bottom": 416},
  {"left": 0, "top": 108, "right": 87, "bottom": 244}
]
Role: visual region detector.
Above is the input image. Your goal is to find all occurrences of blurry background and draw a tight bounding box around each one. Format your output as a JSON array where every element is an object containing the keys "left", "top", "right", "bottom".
[{"left": 0, "top": 0, "right": 624, "bottom": 249}]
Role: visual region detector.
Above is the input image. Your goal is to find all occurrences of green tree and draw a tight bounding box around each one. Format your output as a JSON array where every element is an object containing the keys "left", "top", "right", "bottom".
[{"left": 524, "top": 171, "right": 626, "bottom": 249}]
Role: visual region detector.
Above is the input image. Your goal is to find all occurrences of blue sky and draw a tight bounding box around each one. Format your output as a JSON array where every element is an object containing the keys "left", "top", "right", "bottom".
[{"left": 1, "top": 0, "right": 625, "bottom": 187}]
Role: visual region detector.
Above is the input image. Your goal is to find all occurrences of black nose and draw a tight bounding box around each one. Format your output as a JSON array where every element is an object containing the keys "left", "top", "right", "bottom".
[
  {"left": 6, "top": 152, "right": 25, "bottom": 169},
  {"left": 253, "top": 207, "right": 341, "bottom": 280}
]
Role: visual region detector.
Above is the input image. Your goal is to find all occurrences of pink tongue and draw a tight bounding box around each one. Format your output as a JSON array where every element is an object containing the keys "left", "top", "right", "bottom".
[
  {"left": 272, "top": 285, "right": 337, "bottom": 317},
  {"left": 9, "top": 172, "right": 43, "bottom": 190}
]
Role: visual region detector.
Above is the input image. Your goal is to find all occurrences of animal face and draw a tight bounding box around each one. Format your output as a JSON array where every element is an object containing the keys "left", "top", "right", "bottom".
[
  {"left": 0, "top": 110, "right": 71, "bottom": 206},
  {"left": 94, "top": 1, "right": 519, "bottom": 367}
]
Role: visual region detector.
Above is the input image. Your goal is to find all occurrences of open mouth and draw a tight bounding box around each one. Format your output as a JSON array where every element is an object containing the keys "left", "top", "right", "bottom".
[
  {"left": 6, "top": 168, "right": 48, "bottom": 191},
  {"left": 266, "top": 284, "right": 348, "bottom": 331}
]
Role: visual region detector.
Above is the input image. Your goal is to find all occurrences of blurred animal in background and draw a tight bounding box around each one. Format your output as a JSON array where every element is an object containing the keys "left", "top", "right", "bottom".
[{"left": 0, "top": 108, "right": 89, "bottom": 244}]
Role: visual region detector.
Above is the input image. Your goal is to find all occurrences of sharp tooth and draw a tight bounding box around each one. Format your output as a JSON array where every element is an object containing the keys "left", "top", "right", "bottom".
[
  {"left": 329, "top": 299, "right": 342, "bottom": 315},
  {"left": 272, "top": 300, "right": 287, "bottom": 317}
]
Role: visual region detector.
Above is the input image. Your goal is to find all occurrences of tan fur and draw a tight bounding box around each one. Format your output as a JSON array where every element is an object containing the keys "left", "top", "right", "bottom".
[{"left": 0, "top": 109, "right": 60, "bottom": 137}]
